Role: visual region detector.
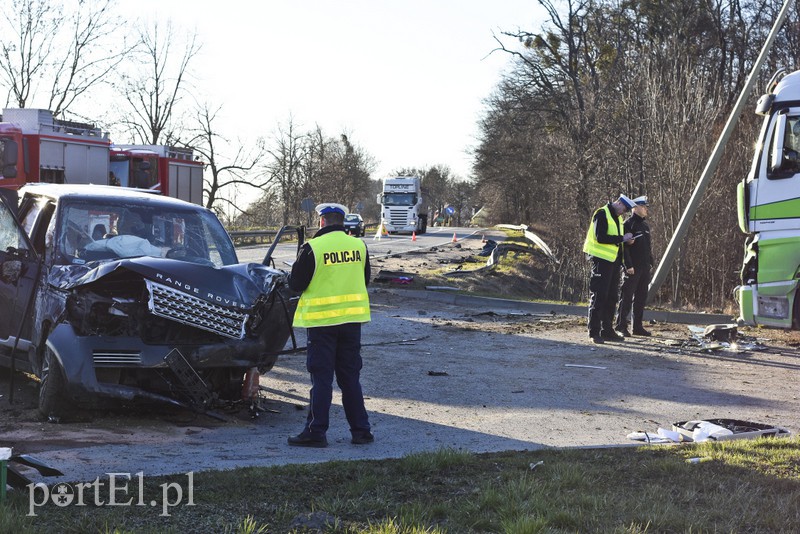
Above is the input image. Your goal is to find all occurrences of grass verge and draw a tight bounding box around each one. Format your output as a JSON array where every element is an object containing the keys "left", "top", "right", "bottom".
[{"left": 5, "top": 438, "right": 800, "bottom": 532}]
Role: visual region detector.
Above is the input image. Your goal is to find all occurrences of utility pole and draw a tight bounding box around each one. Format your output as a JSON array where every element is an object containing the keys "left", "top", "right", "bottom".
[{"left": 648, "top": 0, "right": 794, "bottom": 302}]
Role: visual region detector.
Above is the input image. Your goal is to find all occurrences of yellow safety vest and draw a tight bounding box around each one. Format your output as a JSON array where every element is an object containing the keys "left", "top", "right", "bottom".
[
  {"left": 582, "top": 206, "right": 623, "bottom": 262},
  {"left": 293, "top": 231, "right": 371, "bottom": 328}
]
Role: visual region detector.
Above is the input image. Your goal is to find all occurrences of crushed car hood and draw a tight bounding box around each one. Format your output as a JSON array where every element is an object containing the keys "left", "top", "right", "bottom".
[{"left": 48, "top": 257, "right": 283, "bottom": 311}]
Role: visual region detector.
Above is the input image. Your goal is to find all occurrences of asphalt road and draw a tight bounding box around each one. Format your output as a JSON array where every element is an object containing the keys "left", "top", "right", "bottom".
[
  {"left": 5, "top": 226, "right": 787, "bottom": 488},
  {"left": 235, "top": 226, "right": 489, "bottom": 266},
  {"left": 9, "top": 287, "right": 799, "bottom": 487}
]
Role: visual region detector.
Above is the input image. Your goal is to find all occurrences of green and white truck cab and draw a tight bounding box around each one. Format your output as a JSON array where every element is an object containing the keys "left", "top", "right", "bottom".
[{"left": 736, "top": 69, "right": 800, "bottom": 328}]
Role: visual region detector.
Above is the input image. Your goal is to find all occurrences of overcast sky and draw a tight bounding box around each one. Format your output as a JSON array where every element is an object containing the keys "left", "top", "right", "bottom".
[{"left": 117, "top": 1, "right": 544, "bottom": 182}]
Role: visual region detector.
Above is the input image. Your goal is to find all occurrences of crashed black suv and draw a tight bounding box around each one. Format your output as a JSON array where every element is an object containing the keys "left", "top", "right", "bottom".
[{"left": 0, "top": 184, "right": 297, "bottom": 417}]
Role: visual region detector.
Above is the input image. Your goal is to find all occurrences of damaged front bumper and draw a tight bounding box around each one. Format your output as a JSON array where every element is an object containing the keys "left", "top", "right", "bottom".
[
  {"left": 735, "top": 280, "right": 798, "bottom": 329},
  {"left": 45, "top": 319, "right": 296, "bottom": 408}
]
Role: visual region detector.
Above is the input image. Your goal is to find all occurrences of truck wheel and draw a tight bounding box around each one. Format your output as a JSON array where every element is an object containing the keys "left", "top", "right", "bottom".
[{"left": 39, "top": 347, "right": 70, "bottom": 419}]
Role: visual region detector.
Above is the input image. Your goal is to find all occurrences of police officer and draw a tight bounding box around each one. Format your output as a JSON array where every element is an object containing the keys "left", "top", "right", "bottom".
[
  {"left": 288, "top": 203, "right": 373, "bottom": 447},
  {"left": 583, "top": 195, "right": 636, "bottom": 344},
  {"left": 616, "top": 195, "right": 654, "bottom": 337}
]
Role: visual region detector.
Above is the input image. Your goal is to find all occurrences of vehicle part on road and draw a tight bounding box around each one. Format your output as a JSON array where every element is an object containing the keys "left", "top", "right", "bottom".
[{"left": 673, "top": 419, "right": 791, "bottom": 442}]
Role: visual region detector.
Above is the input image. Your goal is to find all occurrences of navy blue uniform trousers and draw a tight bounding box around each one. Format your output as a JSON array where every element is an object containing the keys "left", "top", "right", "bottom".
[{"left": 303, "top": 323, "right": 370, "bottom": 437}]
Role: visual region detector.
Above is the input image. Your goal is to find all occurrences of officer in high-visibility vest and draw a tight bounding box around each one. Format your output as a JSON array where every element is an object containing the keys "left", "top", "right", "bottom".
[
  {"left": 288, "top": 203, "right": 373, "bottom": 448},
  {"left": 583, "top": 195, "right": 636, "bottom": 344}
]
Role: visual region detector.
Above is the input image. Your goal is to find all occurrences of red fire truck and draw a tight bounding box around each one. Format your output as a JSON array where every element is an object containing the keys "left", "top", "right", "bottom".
[
  {"left": 0, "top": 108, "right": 203, "bottom": 205},
  {"left": 110, "top": 145, "right": 203, "bottom": 205}
]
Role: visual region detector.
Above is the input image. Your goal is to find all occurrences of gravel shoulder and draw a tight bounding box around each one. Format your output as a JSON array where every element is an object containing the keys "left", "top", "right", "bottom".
[{"left": 2, "top": 234, "right": 800, "bottom": 484}]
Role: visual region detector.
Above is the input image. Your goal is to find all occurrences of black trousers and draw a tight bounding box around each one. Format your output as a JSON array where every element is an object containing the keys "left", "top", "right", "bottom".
[
  {"left": 616, "top": 267, "right": 651, "bottom": 330},
  {"left": 303, "top": 323, "right": 371, "bottom": 438},
  {"left": 587, "top": 257, "right": 621, "bottom": 336}
]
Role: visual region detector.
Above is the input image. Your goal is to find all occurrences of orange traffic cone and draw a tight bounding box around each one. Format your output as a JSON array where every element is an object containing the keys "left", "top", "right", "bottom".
[
  {"left": 451, "top": 232, "right": 458, "bottom": 243},
  {"left": 412, "top": 231, "right": 417, "bottom": 242}
]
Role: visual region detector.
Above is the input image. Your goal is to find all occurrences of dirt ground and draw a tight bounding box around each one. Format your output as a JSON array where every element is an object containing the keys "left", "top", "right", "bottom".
[{"left": 3, "top": 234, "right": 800, "bottom": 484}]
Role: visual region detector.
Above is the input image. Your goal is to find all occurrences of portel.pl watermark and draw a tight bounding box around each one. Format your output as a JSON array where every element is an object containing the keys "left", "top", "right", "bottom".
[{"left": 27, "top": 471, "right": 195, "bottom": 517}]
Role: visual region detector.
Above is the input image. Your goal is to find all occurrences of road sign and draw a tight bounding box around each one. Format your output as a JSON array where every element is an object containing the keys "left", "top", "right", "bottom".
[{"left": 300, "top": 197, "right": 315, "bottom": 213}]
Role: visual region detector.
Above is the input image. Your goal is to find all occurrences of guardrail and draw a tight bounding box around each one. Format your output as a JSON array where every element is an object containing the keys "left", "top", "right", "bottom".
[
  {"left": 229, "top": 223, "right": 379, "bottom": 246},
  {"left": 228, "top": 230, "right": 285, "bottom": 247}
]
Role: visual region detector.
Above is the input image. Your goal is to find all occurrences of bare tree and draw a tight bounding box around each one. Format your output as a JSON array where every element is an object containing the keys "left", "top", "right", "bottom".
[
  {"left": 120, "top": 19, "right": 200, "bottom": 145},
  {"left": 48, "top": 0, "right": 130, "bottom": 117},
  {"left": 265, "top": 117, "right": 307, "bottom": 226},
  {"left": 0, "top": 0, "right": 127, "bottom": 117},
  {"left": 182, "top": 103, "right": 267, "bottom": 211}
]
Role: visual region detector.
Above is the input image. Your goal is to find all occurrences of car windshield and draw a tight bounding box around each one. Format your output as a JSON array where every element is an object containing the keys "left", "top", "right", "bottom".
[
  {"left": 57, "top": 199, "right": 238, "bottom": 267},
  {"left": 345, "top": 214, "right": 361, "bottom": 222}
]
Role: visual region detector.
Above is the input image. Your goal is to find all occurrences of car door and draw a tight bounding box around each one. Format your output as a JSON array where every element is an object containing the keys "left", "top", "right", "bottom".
[{"left": 0, "top": 193, "right": 40, "bottom": 358}]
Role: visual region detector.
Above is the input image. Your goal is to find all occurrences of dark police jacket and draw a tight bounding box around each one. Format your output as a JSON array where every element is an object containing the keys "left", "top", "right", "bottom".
[{"left": 622, "top": 214, "right": 653, "bottom": 270}]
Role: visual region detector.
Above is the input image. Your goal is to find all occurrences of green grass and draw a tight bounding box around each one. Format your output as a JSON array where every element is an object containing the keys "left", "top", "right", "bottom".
[{"left": 6, "top": 439, "right": 800, "bottom": 532}]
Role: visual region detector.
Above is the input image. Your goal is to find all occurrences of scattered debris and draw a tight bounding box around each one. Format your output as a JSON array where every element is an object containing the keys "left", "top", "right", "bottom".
[
  {"left": 374, "top": 270, "right": 417, "bottom": 283},
  {"left": 529, "top": 460, "right": 544, "bottom": 470},
  {"left": 672, "top": 419, "right": 791, "bottom": 442},
  {"left": 1, "top": 448, "right": 64, "bottom": 491},
  {"left": 626, "top": 430, "right": 675, "bottom": 444},
  {"left": 427, "top": 371, "right": 449, "bottom": 376},
  {"left": 686, "top": 457, "right": 712, "bottom": 464},
  {"left": 363, "top": 336, "right": 429, "bottom": 347},
  {"left": 703, "top": 324, "right": 738, "bottom": 342},
  {"left": 565, "top": 364, "right": 607, "bottom": 370},
  {"left": 666, "top": 325, "right": 769, "bottom": 353},
  {"left": 629, "top": 419, "right": 791, "bottom": 443},
  {"left": 425, "top": 286, "right": 460, "bottom": 291},
  {"left": 478, "top": 239, "right": 498, "bottom": 257},
  {"left": 496, "top": 224, "right": 559, "bottom": 263}
]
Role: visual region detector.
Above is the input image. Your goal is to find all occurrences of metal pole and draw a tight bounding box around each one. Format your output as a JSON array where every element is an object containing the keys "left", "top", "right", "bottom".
[{"left": 647, "top": 0, "right": 794, "bottom": 302}]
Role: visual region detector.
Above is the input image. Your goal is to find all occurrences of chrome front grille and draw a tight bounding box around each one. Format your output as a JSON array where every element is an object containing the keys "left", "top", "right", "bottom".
[
  {"left": 93, "top": 350, "right": 141, "bottom": 366},
  {"left": 145, "top": 280, "right": 248, "bottom": 339},
  {"left": 389, "top": 208, "right": 410, "bottom": 226}
]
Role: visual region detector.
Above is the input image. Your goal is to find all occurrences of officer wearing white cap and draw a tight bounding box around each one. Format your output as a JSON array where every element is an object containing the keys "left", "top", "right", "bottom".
[
  {"left": 615, "top": 195, "right": 653, "bottom": 337},
  {"left": 287, "top": 202, "right": 373, "bottom": 447},
  {"left": 582, "top": 195, "right": 635, "bottom": 344}
]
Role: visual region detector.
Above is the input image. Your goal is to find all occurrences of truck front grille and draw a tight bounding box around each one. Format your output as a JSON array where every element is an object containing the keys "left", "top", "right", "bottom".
[
  {"left": 145, "top": 280, "right": 248, "bottom": 339},
  {"left": 388, "top": 209, "right": 411, "bottom": 226}
]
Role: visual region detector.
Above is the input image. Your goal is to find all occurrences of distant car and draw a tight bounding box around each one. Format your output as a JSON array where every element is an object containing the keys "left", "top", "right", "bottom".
[
  {"left": 0, "top": 184, "right": 298, "bottom": 418},
  {"left": 344, "top": 213, "right": 365, "bottom": 237}
]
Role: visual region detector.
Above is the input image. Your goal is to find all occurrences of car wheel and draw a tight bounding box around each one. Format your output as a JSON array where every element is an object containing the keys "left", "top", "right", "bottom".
[{"left": 39, "top": 347, "right": 70, "bottom": 419}]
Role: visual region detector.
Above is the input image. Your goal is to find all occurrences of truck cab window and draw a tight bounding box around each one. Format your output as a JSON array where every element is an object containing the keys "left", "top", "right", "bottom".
[{"left": 768, "top": 114, "right": 800, "bottom": 178}]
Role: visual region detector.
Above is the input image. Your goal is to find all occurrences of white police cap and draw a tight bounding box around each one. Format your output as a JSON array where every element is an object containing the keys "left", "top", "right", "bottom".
[
  {"left": 617, "top": 195, "right": 636, "bottom": 210},
  {"left": 315, "top": 203, "right": 347, "bottom": 216}
]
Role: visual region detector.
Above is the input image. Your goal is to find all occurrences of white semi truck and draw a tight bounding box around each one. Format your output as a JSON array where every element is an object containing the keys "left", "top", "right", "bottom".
[
  {"left": 377, "top": 176, "right": 427, "bottom": 234},
  {"left": 736, "top": 69, "right": 800, "bottom": 328}
]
